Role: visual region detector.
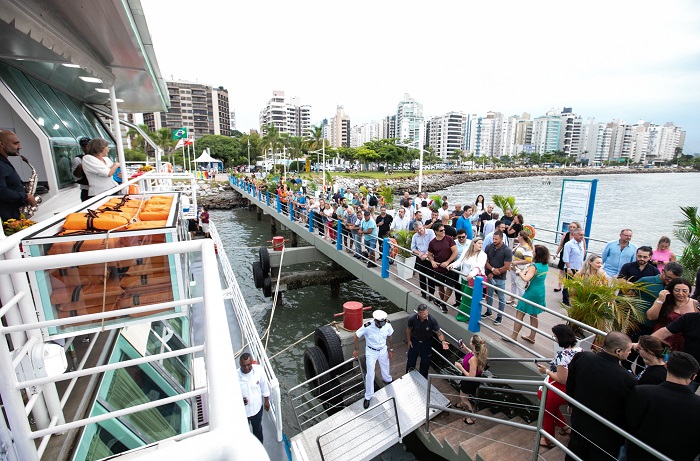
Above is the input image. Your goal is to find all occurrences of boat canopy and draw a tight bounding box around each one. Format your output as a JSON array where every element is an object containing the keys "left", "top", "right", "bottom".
[{"left": 0, "top": 0, "right": 170, "bottom": 113}]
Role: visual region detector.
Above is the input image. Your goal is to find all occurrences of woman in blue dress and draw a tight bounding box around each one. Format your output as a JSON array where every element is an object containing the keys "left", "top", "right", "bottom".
[{"left": 509, "top": 245, "right": 550, "bottom": 344}]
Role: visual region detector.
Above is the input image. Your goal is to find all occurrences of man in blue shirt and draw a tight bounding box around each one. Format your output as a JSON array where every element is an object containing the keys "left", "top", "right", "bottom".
[
  {"left": 601, "top": 229, "right": 637, "bottom": 278},
  {"left": 360, "top": 210, "right": 378, "bottom": 267},
  {"left": 562, "top": 228, "right": 585, "bottom": 305},
  {"left": 455, "top": 207, "right": 474, "bottom": 240}
]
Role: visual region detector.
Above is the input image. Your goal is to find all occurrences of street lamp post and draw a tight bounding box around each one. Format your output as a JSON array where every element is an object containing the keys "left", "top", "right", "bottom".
[
  {"left": 309, "top": 140, "right": 327, "bottom": 198},
  {"left": 247, "top": 138, "right": 250, "bottom": 173},
  {"left": 396, "top": 138, "right": 424, "bottom": 193}
]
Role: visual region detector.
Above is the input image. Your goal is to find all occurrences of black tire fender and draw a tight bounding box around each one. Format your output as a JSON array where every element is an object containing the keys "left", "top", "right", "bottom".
[
  {"left": 252, "top": 261, "right": 264, "bottom": 289},
  {"left": 259, "top": 247, "right": 271, "bottom": 275},
  {"left": 314, "top": 326, "right": 345, "bottom": 371},
  {"left": 303, "top": 346, "right": 331, "bottom": 398},
  {"left": 262, "top": 276, "right": 272, "bottom": 297}
]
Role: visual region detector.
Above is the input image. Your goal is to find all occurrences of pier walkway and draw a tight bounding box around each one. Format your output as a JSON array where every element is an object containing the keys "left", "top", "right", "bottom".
[{"left": 230, "top": 180, "right": 595, "bottom": 364}]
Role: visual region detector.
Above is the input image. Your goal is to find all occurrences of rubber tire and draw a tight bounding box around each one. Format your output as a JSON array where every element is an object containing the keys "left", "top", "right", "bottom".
[
  {"left": 303, "top": 346, "right": 331, "bottom": 398},
  {"left": 314, "top": 326, "right": 345, "bottom": 371},
  {"left": 303, "top": 346, "right": 344, "bottom": 415},
  {"left": 259, "top": 247, "right": 271, "bottom": 275},
  {"left": 252, "top": 261, "right": 264, "bottom": 289},
  {"left": 262, "top": 276, "right": 272, "bottom": 297}
]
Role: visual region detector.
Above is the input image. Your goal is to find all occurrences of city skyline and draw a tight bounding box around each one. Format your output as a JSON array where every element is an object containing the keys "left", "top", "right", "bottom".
[{"left": 142, "top": 0, "right": 700, "bottom": 153}]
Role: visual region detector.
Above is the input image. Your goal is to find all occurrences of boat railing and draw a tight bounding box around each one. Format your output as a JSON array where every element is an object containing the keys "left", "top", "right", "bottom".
[
  {"left": 207, "top": 219, "right": 284, "bottom": 442},
  {"left": 424, "top": 373, "right": 672, "bottom": 461},
  {"left": 0, "top": 238, "right": 268, "bottom": 460},
  {"left": 288, "top": 357, "right": 365, "bottom": 431},
  {"left": 530, "top": 226, "right": 607, "bottom": 257},
  {"left": 316, "top": 396, "right": 400, "bottom": 461}
]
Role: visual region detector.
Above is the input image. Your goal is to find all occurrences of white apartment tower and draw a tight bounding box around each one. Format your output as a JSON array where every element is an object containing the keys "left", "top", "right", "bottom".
[
  {"left": 467, "top": 114, "right": 496, "bottom": 158},
  {"left": 428, "top": 112, "right": 467, "bottom": 160},
  {"left": 350, "top": 122, "right": 380, "bottom": 148},
  {"left": 258, "top": 90, "right": 312, "bottom": 137},
  {"left": 396, "top": 94, "right": 424, "bottom": 147}
]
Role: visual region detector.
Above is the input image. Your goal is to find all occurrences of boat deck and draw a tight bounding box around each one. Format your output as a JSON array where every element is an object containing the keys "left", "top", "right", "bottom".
[{"left": 290, "top": 366, "right": 449, "bottom": 461}]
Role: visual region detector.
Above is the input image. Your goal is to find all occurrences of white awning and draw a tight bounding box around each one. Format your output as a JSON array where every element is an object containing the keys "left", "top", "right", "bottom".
[{"left": 193, "top": 151, "right": 223, "bottom": 163}]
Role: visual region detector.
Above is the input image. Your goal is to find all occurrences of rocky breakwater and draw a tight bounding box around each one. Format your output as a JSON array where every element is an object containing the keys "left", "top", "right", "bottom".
[
  {"left": 333, "top": 166, "right": 681, "bottom": 195},
  {"left": 195, "top": 181, "right": 247, "bottom": 209}
]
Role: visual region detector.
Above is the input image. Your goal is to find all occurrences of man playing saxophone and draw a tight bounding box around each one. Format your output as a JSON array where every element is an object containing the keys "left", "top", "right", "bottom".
[{"left": 0, "top": 130, "right": 37, "bottom": 222}]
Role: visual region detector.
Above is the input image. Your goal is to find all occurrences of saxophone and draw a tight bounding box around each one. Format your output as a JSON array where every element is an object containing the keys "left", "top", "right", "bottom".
[{"left": 19, "top": 155, "right": 41, "bottom": 218}]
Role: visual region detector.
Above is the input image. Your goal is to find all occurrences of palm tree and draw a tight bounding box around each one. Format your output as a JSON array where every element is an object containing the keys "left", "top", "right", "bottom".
[
  {"left": 152, "top": 128, "right": 175, "bottom": 165},
  {"left": 306, "top": 124, "right": 324, "bottom": 151},
  {"left": 288, "top": 136, "right": 306, "bottom": 172},
  {"left": 674, "top": 206, "right": 700, "bottom": 282}
]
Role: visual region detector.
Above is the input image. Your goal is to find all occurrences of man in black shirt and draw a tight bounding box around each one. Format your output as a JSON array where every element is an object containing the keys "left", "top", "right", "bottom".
[
  {"left": 478, "top": 203, "right": 494, "bottom": 235},
  {"left": 0, "top": 130, "right": 36, "bottom": 222},
  {"left": 375, "top": 206, "right": 393, "bottom": 238},
  {"left": 484, "top": 232, "right": 512, "bottom": 325},
  {"left": 654, "top": 312, "right": 700, "bottom": 389},
  {"left": 405, "top": 303, "right": 449, "bottom": 377},
  {"left": 618, "top": 246, "right": 659, "bottom": 283}
]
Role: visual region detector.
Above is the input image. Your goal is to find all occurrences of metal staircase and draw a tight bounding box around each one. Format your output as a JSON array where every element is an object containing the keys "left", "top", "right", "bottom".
[{"left": 289, "top": 369, "right": 450, "bottom": 461}]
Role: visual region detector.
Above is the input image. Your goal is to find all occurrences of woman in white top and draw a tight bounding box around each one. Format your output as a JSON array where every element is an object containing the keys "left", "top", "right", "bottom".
[
  {"left": 451, "top": 237, "right": 487, "bottom": 322},
  {"left": 81, "top": 138, "right": 119, "bottom": 198}
]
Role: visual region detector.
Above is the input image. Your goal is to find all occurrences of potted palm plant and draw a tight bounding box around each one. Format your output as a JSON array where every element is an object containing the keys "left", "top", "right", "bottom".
[
  {"left": 562, "top": 274, "right": 648, "bottom": 347},
  {"left": 390, "top": 228, "right": 415, "bottom": 280}
]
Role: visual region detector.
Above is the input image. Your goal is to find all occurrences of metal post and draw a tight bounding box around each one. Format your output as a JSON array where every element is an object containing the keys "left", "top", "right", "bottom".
[
  {"left": 308, "top": 212, "right": 314, "bottom": 233},
  {"left": 532, "top": 383, "right": 547, "bottom": 460},
  {"left": 290, "top": 202, "right": 295, "bottom": 222},
  {"left": 276, "top": 195, "right": 281, "bottom": 213},
  {"left": 336, "top": 220, "right": 342, "bottom": 251},
  {"left": 266, "top": 191, "right": 270, "bottom": 206},
  {"left": 468, "top": 276, "right": 484, "bottom": 333},
  {"left": 381, "top": 238, "right": 390, "bottom": 278},
  {"left": 109, "top": 86, "right": 126, "bottom": 193}
]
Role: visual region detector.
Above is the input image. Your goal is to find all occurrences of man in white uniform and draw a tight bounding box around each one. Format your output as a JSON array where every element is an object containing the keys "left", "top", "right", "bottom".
[
  {"left": 353, "top": 310, "right": 394, "bottom": 408},
  {"left": 238, "top": 352, "right": 270, "bottom": 443}
]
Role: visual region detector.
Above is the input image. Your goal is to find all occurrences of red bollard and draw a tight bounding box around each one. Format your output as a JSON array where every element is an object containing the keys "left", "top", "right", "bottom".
[{"left": 334, "top": 301, "right": 372, "bottom": 331}]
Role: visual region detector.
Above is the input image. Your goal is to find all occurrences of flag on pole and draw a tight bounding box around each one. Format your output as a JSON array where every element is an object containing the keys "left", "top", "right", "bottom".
[
  {"left": 174, "top": 138, "right": 185, "bottom": 149},
  {"left": 172, "top": 127, "right": 188, "bottom": 140},
  {"left": 184, "top": 137, "right": 194, "bottom": 146}
]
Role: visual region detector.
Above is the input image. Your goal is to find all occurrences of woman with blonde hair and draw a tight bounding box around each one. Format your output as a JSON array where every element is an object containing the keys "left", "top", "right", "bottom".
[
  {"left": 578, "top": 254, "right": 608, "bottom": 279},
  {"left": 508, "top": 230, "right": 534, "bottom": 304},
  {"left": 454, "top": 334, "right": 488, "bottom": 424}
]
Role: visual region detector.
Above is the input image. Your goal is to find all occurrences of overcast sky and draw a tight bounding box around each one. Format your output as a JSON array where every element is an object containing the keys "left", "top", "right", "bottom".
[{"left": 142, "top": 0, "right": 700, "bottom": 153}]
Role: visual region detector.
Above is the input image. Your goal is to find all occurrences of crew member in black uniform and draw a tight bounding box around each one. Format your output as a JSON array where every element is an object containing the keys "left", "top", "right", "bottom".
[
  {"left": 405, "top": 303, "right": 450, "bottom": 378},
  {"left": 0, "top": 130, "right": 36, "bottom": 222}
]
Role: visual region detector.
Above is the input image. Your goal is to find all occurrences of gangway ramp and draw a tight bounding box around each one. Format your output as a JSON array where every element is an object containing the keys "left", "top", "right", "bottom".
[{"left": 290, "top": 370, "right": 450, "bottom": 461}]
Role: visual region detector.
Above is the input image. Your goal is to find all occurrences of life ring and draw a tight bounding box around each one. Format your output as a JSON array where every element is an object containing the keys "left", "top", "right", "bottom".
[
  {"left": 259, "top": 247, "right": 271, "bottom": 275},
  {"left": 387, "top": 238, "right": 399, "bottom": 259},
  {"left": 522, "top": 224, "right": 536, "bottom": 240},
  {"left": 252, "top": 261, "right": 264, "bottom": 289},
  {"left": 314, "top": 326, "right": 345, "bottom": 371}
]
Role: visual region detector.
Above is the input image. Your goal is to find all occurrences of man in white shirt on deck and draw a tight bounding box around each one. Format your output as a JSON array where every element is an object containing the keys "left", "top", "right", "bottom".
[
  {"left": 238, "top": 353, "right": 270, "bottom": 443},
  {"left": 390, "top": 207, "right": 411, "bottom": 232}
]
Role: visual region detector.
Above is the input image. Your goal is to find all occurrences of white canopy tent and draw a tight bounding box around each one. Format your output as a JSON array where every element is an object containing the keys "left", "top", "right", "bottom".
[{"left": 192, "top": 151, "right": 223, "bottom": 164}]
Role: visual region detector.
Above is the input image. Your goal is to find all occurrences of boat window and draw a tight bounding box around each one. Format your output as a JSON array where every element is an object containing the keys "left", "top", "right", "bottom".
[
  {"left": 72, "top": 404, "right": 145, "bottom": 461},
  {"left": 0, "top": 64, "right": 117, "bottom": 188},
  {"left": 97, "top": 336, "right": 190, "bottom": 444},
  {"left": 146, "top": 322, "right": 191, "bottom": 390}
]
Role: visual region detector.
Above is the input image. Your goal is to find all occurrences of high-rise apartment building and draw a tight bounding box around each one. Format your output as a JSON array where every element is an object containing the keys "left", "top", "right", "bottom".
[
  {"left": 380, "top": 115, "right": 396, "bottom": 140},
  {"left": 560, "top": 108, "right": 582, "bottom": 157},
  {"left": 143, "top": 80, "right": 230, "bottom": 137},
  {"left": 396, "top": 94, "right": 424, "bottom": 147},
  {"left": 350, "top": 121, "right": 380, "bottom": 147},
  {"left": 230, "top": 110, "right": 236, "bottom": 132},
  {"left": 330, "top": 106, "right": 350, "bottom": 148},
  {"left": 531, "top": 110, "right": 563, "bottom": 153},
  {"left": 258, "top": 90, "right": 312, "bottom": 137},
  {"left": 647, "top": 122, "right": 684, "bottom": 162},
  {"left": 428, "top": 112, "right": 467, "bottom": 160}
]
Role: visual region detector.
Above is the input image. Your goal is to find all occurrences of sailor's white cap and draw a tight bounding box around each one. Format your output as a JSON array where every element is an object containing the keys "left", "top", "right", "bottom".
[{"left": 372, "top": 310, "right": 388, "bottom": 321}]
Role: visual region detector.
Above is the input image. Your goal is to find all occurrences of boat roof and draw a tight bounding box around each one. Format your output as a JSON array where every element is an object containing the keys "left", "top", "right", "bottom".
[{"left": 0, "top": 0, "right": 170, "bottom": 113}]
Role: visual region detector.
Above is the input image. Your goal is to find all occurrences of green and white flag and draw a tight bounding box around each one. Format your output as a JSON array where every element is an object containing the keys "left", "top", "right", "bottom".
[{"left": 172, "top": 127, "right": 188, "bottom": 140}]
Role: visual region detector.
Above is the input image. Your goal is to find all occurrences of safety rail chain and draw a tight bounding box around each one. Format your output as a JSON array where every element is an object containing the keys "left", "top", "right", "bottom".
[
  {"left": 288, "top": 357, "right": 365, "bottom": 431},
  {"left": 0, "top": 173, "right": 269, "bottom": 461},
  {"left": 230, "top": 178, "right": 606, "bottom": 348},
  {"left": 425, "top": 374, "right": 672, "bottom": 461},
  {"left": 207, "top": 219, "right": 283, "bottom": 442},
  {"left": 316, "top": 396, "right": 400, "bottom": 461}
]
